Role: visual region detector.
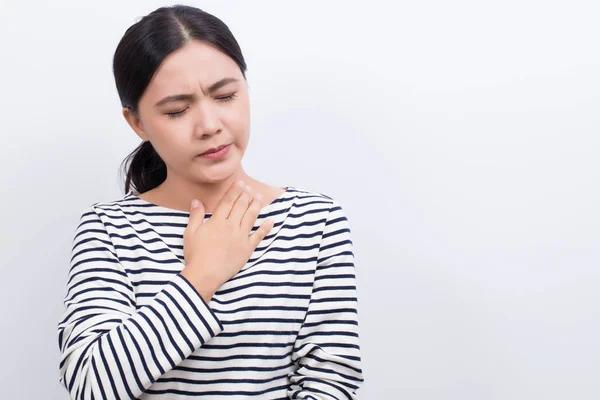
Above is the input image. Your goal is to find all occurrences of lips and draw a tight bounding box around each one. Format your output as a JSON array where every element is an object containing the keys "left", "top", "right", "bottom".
[{"left": 201, "top": 144, "right": 229, "bottom": 155}]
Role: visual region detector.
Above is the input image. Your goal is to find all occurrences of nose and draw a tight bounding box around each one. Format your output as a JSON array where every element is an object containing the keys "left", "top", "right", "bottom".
[{"left": 193, "top": 101, "right": 222, "bottom": 138}]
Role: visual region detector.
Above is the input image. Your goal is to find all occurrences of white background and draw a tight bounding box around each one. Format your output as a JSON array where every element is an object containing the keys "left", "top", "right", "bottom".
[{"left": 1, "top": 0, "right": 599, "bottom": 399}]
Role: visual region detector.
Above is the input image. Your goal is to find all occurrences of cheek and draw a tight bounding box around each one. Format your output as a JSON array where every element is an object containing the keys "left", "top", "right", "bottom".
[
  {"left": 229, "top": 99, "right": 251, "bottom": 141},
  {"left": 146, "top": 118, "right": 191, "bottom": 156}
]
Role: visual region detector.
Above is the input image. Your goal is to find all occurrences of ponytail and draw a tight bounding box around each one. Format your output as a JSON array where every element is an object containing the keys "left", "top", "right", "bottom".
[{"left": 121, "top": 141, "right": 167, "bottom": 194}]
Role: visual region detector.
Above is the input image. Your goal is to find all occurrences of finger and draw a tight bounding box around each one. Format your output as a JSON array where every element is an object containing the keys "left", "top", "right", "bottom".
[
  {"left": 249, "top": 218, "right": 275, "bottom": 248},
  {"left": 241, "top": 193, "right": 262, "bottom": 231},
  {"left": 186, "top": 199, "right": 206, "bottom": 233},
  {"left": 228, "top": 185, "right": 252, "bottom": 222},
  {"left": 212, "top": 180, "right": 246, "bottom": 220}
]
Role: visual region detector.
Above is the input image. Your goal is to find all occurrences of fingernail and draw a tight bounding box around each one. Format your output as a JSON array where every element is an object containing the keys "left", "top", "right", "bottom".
[{"left": 191, "top": 199, "right": 200, "bottom": 209}]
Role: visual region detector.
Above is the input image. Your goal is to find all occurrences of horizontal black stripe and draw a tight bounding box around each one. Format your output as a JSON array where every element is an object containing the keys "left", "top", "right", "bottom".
[
  {"left": 175, "top": 361, "right": 294, "bottom": 374},
  {"left": 145, "top": 382, "right": 289, "bottom": 397}
]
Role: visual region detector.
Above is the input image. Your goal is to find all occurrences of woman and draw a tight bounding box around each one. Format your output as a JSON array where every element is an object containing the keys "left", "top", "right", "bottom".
[{"left": 57, "top": 5, "right": 363, "bottom": 399}]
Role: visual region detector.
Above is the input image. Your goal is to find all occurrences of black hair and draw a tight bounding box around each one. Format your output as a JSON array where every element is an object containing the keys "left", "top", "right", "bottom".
[{"left": 113, "top": 5, "right": 247, "bottom": 194}]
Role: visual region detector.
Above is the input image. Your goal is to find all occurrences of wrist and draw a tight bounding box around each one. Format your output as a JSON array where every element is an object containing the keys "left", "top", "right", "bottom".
[{"left": 180, "top": 265, "right": 219, "bottom": 302}]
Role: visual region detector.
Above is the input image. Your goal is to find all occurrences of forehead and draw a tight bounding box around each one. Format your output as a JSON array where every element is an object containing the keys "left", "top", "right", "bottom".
[{"left": 146, "top": 40, "right": 242, "bottom": 96}]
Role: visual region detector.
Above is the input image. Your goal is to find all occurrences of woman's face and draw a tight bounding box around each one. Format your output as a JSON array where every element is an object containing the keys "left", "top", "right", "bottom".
[{"left": 125, "top": 40, "right": 250, "bottom": 185}]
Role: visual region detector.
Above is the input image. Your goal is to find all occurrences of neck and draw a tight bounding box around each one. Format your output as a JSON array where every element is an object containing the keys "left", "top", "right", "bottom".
[{"left": 151, "top": 167, "right": 258, "bottom": 213}]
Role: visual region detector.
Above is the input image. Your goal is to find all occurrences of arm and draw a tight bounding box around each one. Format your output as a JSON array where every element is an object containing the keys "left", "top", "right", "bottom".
[
  {"left": 57, "top": 206, "right": 223, "bottom": 400},
  {"left": 287, "top": 201, "right": 365, "bottom": 399}
]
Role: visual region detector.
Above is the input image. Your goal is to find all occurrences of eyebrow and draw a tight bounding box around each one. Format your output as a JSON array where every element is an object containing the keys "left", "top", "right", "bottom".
[{"left": 154, "top": 77, "right": 240, "bottom": 107}]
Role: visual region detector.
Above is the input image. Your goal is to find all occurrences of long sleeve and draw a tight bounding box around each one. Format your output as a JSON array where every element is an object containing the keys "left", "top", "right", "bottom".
[
  {"left": 287, "top": 201, "right": 365, "bottom": 399},
  {"left": 57, "top": 206, "right": 223, "bottom": 400}
]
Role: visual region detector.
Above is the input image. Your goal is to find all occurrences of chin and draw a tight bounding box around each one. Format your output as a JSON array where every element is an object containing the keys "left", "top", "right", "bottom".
[
  {"left": 191, "top": 161, "right": 243, "bottom": 185},
  {"left": 183, "top": 145, "right": 244, "bottom": 182}
]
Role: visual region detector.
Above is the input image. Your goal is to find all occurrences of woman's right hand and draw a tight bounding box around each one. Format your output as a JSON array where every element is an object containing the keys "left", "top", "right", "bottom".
[{"left": 180, "top": 180, "right": 275, "bottom": 302}]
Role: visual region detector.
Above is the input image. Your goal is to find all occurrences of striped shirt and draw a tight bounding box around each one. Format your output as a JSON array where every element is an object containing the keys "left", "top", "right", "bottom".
[{"left": 57, "top": 186, "right": 364, "bottom": 399}]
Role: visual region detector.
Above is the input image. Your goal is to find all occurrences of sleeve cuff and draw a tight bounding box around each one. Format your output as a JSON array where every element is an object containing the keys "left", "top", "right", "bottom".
[{"left": 154, "top": 273, "right": 223, "bottom": 347}]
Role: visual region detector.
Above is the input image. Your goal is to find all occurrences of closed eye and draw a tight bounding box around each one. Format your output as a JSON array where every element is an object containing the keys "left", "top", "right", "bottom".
[
  {"left": 216, "top": 93, "right": 238, "bottom": 103},
  {"left": 166, "top": 107, "right": 189, "bottom": 119}
]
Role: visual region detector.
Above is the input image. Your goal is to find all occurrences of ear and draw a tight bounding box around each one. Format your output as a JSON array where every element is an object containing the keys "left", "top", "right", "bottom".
[{"left": 122, "top": 107, "right": 149, "bottom": 141}]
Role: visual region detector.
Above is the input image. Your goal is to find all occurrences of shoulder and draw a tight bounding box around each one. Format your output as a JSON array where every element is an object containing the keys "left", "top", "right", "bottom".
[
  {"left": 286, "top": 185, "right": 344, "bottom": 209},
  {"left": 285, "top": 186, "right": 350, "bottom": 226},
  {"left": 74, "top": 193, "right": 144, "bottom": 228},
  {"left": 78, "top": 193, "right": 151, "bottom": 217},
  {"left": 89, "top": 193, "right": 143, "bottom": 212},
  {"left": 289, "top": 185, "right": 348, "bottom": 210}
]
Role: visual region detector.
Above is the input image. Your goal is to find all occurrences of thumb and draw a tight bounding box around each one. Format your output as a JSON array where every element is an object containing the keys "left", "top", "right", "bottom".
[{"left": 187, "top": 199, "right": 205, "bottom": 232}]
